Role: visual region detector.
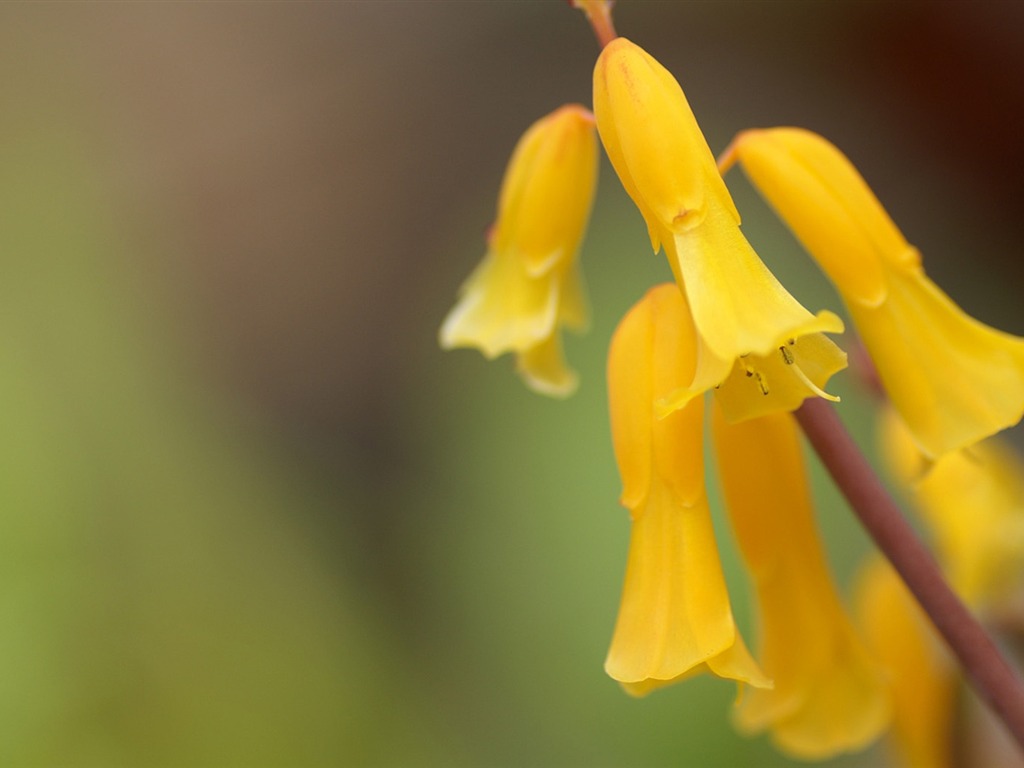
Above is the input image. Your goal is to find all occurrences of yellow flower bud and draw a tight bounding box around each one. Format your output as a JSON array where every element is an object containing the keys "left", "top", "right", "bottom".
[
  {"left": 439, "top": 104, "right": 597, "bottom": 396},
  {"left": 605, "top": 284, "right": 770, "bottom": 694},
  {"left": 724, "top": 127, "right": 1024, "bottom": 456},
  {"left": 593, "top": 38, "right": 736, "bottom": 249}
]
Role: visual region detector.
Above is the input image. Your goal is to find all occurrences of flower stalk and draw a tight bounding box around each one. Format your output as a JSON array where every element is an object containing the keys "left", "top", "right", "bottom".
[
  {"left": 570, "top": 0, "right": 617, "bottom": 48},
  {"left": 795, "top": 397, "right": 1024, "bottom": 752}
]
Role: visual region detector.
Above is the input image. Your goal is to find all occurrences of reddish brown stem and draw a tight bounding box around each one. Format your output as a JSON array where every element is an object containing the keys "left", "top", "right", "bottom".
[
  {"left": 571, "top": 0, "right": 617, "bottom": 49},
  {"left": 796, "top": 397, "right": 1024, "bottom": 752}
]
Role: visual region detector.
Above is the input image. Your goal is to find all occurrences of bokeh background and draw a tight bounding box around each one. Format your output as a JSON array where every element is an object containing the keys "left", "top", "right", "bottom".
[{"left": 2, "top": 2, "right": 1023, "bottom": 766}]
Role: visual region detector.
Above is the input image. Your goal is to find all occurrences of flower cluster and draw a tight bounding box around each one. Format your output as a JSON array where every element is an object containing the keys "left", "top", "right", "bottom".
[
  {"left": 595, "top": 38, "right": 889, "bottom": 759},
  {"left": 440, "top": 5, "right": 1024, "bottom": 763}
]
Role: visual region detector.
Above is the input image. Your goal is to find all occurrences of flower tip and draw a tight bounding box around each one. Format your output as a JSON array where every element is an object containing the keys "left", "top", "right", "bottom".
[
  {"left": 653, "top": 388, "right": 699, "bottom": 421},
  {"left": 601, "top": 35, "right": 632, "bottom": 52},
  {"left": 550, "top": 102, "right": 595, "bottom": 123},
  {"left": 437, "top": 309, "right": 466, "bottom": 353},
  {"left": 717, "top": 129, "right": 765, "bottom": 174},
  {"left": 437, "top": 299, "right": 504, "bottom": 359},
  {"left": 617, "top": 680, "right": 649, "bottom": 698},
  {"left": 517, "top": 335, "right": 580, "bottom": 398},
  {"left": 594, "top": 36, "right": 638, "bottom": 73},
  {"left": 520, "top": 369, "right": 578, "bottom": 399},
  {"left": 813, "top": 309, "right": 846, "bottom": 337}
]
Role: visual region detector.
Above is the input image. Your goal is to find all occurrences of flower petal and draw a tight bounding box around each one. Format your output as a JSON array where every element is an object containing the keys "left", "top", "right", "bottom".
[
  {"left": 721, "top": 128, "right": 892, "bottom": 307},
  {"left": 855, "top": 264, "right": 1024, "bottom": 457},
  {"left": 439, "top": 249, "right": 558, "bottom": 357},
  {"left": 608, "top": 284, "right": 701, "bottom": 510},
  {"left": 494, "top": 105, "right": 598, "bottom": 277},
  {"left": 604, "top": 484, "right": 769, "bottom": 692},
  {"left": 515, "top": 333, "right": 577, "bottom": 397}
]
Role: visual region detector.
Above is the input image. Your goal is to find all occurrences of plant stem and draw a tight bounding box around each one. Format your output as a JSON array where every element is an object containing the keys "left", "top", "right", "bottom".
[
  {"left": 572, "top": 0, "right": 618, "bottom": 49},
  {"left": 796, "top": 397, "right": 1024, "bottom": 752}
]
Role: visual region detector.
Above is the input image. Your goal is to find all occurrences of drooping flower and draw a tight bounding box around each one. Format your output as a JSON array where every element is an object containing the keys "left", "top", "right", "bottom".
[
  {"left": 439, "top": 104, "right": 597, "bottom": 397},
  {"left": 605, "top": 283, "right": 770, "bottom": 695},
  {"left": 592, "top": 38, "right": 845, "bottom": 415},
  {"left": 711, "top": 332, "right": 848, "bottom": 424},
  {"left": 879, "top": 405, "right": 1024, "bottom": 607},
  {"left": 722, "top": 127, "right": 1024, "bottom": 457},
  {"left": 712, "top": 403, "right": 889, "bottom": 759},
  {"left": 856, "top": 556, "right": 955, "bottom": 768}
]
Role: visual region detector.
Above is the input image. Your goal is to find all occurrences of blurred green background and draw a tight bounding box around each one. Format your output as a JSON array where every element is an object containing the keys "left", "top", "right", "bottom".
[{"left": 1, "top": 2, "right": 1022, "bottom": 766}]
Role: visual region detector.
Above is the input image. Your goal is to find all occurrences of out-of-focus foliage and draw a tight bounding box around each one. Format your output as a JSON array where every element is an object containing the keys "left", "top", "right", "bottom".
[{"left": 0, "top": 131, "right": 445, "bottom": 766}]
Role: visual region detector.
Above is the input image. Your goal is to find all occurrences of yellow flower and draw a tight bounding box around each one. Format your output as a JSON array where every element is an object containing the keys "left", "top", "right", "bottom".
[
  {"left": 712, "top": 332, "right": 847, "bottom": 424},
  {"left": 605, "top": 283, "right": 769, "bottom": 695},
  {"left": 879, "top": 406, "right": 1024, "bottom": 607},
  {"left": 712, "top": 403, "right": 889, "bottom": 759},
  {"left": 856, "top": 556, "right": 955, "bottom": 768},
  {"left": 592, "top": 38, "right": 844, "bottom": 415},
  {"left": 722, "top": 127, "right": 1024, "bottom": 457},
  {"left": 439, "top": 104, "right": 597, "bottom": 397}
]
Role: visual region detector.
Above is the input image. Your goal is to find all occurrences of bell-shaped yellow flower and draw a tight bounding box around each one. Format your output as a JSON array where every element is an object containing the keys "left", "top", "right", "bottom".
[
  {"left": 722, "top": 127, "right": 1024, "bottom": 457},
  {"left": 592, "top": 38, "right": 844, "bottom": 412},
  {"left": 606, "top": 283, "right": 770, "bottom": 695},
  {"left": 711, "top": 332, "right": 848, "bottom": 424},
  {"left": 856, "top": 556, "right": 955, "bottom": 768},
  {"left": 439, "top": 104, "right": 597, "bottom": 397},
  {"left": 879, "top": 406, "right": 1024, "bottom": 607},
  {"left": 712, "top": 403, "right": 889, "bottom": 759}
]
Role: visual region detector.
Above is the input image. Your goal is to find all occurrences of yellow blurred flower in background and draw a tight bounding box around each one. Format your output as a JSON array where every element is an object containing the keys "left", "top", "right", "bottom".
[
  {"left": 856, "top": 556, "right": 955, "bottom": 768},
  {"left": 879, "top": 405, "right": 1024, "bottom": 608},
  {"left": 723, "top": 127, "right": 1024, "bottom": 458},
  {"left": 440, "top": 104, "right": 597, "bottom": 396},
  {"left": 712, "top": 405, "right": 889, "bottom": 759}
]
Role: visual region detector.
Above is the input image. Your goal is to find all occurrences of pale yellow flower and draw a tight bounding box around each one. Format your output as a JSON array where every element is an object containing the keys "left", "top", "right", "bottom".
[
  {"left": 592, "top": 39, "right": 844, "bottom": 416},
  {"left": 605, "top": 283, "right": 770, "bottom": 695},
  {"left": 712, "top": 404, "right": 889, "bottom": 759},
  {"left": 856, "top": 556, "right": 955, "bottom": 768},
  {"left": 723, "top": 127, "right": 1024, "bottom": 457},
  {"left": 439, "top": 104, "right": 597, "bottom": 396}
]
